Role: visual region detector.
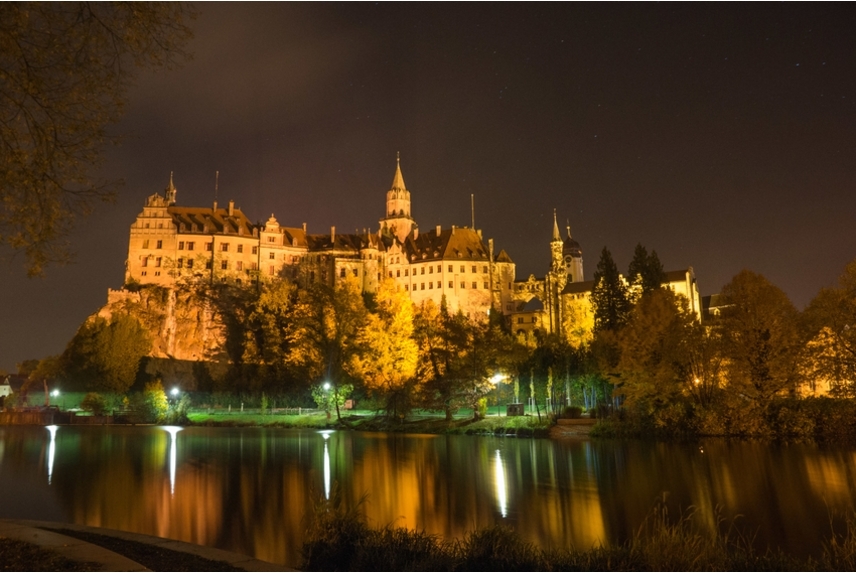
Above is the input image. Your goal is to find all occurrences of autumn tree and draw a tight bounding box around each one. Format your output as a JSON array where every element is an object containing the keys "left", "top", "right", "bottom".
[
  {"left": 290, "top": 278, "right": 367, "bottom": 420},
  {"left": 241, "top": 280, "right": 300, "bottom": 391},
  {"left": 349, "top": 279, "right": 418, "bottom": 419},
  {"left": 615, "top": 288, "right": 698, "bottom": 410},
  {"left": 801, "top": 259, "right": 856, "bottom": 396},
  {"left": 0, "top": 2, "right": 194, "bottom": 274},
  {"left": 63, "top": 314, "right": 151, "bottom": 393},
  {"left": 719, "top": 270, "right": 803, "bottom": 405}
]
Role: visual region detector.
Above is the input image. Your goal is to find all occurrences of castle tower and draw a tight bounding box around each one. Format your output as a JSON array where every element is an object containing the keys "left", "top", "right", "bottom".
[
  {"left": 563, "top": 224, "right": 584, "bottom": 283},
  {"left": 379, "top": 153, "right": 417, "bottom": 243},
  {"left": 550, "top": 209, "right": 564, "bottom": 274},
  {"left": 165, "top": 171, "right": 177, "bottom": 205}
]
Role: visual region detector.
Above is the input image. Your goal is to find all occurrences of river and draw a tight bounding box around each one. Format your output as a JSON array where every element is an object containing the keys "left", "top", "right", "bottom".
[{"left": 0, "top": 425, "right": 854, "bottom": 567}]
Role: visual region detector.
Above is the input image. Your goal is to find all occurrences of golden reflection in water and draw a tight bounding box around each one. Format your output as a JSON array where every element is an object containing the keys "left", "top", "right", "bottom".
[
  {"left": 46, "top": 425, "right": 58, "bottom": 485},
  {"left": 494, "top": 449, "right": 507, "bottom": 518}
]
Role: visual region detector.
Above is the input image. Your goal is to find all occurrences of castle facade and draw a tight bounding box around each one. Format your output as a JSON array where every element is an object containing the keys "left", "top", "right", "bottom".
[{"left": 124, "top": 157, "right": 698, "bottom": 340}]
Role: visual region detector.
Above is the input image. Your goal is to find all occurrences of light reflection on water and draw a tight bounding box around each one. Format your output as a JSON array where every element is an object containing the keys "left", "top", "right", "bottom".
[{"left": 2, "top": 426, "right": 856, "bottom": 568}]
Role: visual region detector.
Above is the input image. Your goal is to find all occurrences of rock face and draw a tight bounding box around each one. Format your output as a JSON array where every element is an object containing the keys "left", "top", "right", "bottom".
[{"left": 99, "top": 286, "right": 226, "bottom": 362}]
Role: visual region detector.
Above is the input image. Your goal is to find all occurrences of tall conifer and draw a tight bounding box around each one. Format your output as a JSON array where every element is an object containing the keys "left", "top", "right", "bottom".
[{"left": 591, "top": 247, "right": 630, "bottom": 332}]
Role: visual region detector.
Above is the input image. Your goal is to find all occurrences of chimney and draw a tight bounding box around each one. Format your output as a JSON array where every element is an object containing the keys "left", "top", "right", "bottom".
[
  {"left": 436, "top": 224, "right": 441, "bottom": 235},
  {"left": 228, "top": 200, "right": 234, "bottom": 216},
  {"left": 212, "top": 200, "right": 218, "bottom": 212},
  {"left": 302, "top": 222, "right": 307, "bottom": 233},
  {"left": 331, "top": 226, "right": 336, "bottom": 244},
  {"left": 477, "top": 229, "right": 482, "bottom": 239},
  {"left": 451, "top": 225, "right": 456, "bottom": 235}
]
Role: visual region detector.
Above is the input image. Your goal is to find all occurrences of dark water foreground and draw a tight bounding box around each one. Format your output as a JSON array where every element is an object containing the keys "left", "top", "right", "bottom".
[{"left": 1, "top": 426, "right": 854, "bottom": 568}]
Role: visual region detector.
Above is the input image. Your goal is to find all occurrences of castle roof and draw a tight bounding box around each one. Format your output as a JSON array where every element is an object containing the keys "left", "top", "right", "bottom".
[
  {"left": 495, "top": 249, "right": 514, "bottom": 264},
  {"left": 168, "top": 205, "right": 257, "bottom": 236},
  {"left": 402, "top": 226, "right": 489, "bottom": 262},
  {"left": 563, "top": 226, "right": 582, "bottom": 257},
  {"left": 391, "top": 153, "right": 406, "bottom": 191}
]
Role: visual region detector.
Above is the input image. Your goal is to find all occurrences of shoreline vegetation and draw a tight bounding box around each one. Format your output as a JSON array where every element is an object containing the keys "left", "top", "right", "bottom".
[{"left": 299, "top": 492, "right": 856, "bottom": 572}]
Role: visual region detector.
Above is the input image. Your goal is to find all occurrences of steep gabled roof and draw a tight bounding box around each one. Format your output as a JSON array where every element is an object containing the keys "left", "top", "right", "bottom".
[
  {"left": 403, "top": 226, "right": 489, "bottom": 262},
  {"left": 495, "top": 249, "right": 514, "bottom": 263},
  {"left": 168, "top": 206, "right": 257, "bottom": 236}
]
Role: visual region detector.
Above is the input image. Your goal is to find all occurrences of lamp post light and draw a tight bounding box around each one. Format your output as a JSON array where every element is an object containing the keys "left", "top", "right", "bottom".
[
  {"left": 323, "top": 382, "right": 331, "bottom": 419},
  {"left": 490, "top": 373, "right": 505, "bottom": 416},
  {"left": 50, "top": 389, "right": 60, "bottom": 409}
]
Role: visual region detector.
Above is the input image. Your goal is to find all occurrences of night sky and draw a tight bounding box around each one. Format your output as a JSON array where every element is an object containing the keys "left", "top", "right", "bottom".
[{"left": 1, "top": 3, "right": 855, "bottom": 372}]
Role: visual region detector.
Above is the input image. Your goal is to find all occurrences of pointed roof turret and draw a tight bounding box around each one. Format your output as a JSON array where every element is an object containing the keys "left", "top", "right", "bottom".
[
  {"left": 551, "top": 209, "right": 561, "bottom": 242},
  {"left": 391, "top": 151, "right": 406, "bottom": 191},
  {"left": 165, "top": 171, "right": 177, "bottom": 205}
]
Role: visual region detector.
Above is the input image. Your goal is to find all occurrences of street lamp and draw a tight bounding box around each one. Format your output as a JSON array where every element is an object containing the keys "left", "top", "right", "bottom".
[
  {"left": 490, "top": 373, "right": 505, "bottom": 416},
  {"left": 171, "top": 387, "right": 180, "bottom": 397},
  {"left": 50, "top": 389, "right": 60, "bottom": 408}
]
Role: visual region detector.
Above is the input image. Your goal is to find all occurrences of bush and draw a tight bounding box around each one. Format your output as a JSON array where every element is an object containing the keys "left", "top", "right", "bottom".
[
  {"left": 80, "top": 392, "right": 108, "bottom": 416},
  {"left": 562, "top": 405, "right": 583, "bottom": 419}
]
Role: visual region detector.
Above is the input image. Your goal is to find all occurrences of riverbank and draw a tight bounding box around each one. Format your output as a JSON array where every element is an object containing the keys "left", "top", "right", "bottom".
[{"left": 185, "top": 409, "right": 567, "bottom": 438}]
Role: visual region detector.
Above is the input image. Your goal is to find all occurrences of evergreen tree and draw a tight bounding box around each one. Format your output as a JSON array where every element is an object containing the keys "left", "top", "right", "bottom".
[
  {"left": 591, "top": 247, "right": 631, "bottom": 332},
  {"left": 628, "top": 243, "right": 667, "bottom": 295}
]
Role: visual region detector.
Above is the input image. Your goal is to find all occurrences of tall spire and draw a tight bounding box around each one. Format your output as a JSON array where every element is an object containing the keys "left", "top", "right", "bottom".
[
  {"left": 566, "top": 220, "right": 572, "bottom": 239},
  {"left": 165, "top": 171, "right": 177, "bottom": 205},
  {"left": 391, "top": 151, "right": 406, "bottom": 190},
  {"left": 552, "top": 208, "right": 561, "bottom": 242}
]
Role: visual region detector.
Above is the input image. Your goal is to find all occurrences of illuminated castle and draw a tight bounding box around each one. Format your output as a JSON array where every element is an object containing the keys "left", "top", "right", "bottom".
[{"left": 124, "top": 156, "right": 698, "bottom": 340}]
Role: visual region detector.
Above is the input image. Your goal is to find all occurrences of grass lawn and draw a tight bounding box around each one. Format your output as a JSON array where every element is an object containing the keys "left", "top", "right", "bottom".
[{"left": 186, "top": 408, "right": 552, "bottom": 436}]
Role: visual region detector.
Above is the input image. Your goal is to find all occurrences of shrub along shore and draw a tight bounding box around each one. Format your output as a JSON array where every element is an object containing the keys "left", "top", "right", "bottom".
[{"left": 300, "top": 491, "right": 856, "bottom": 572}]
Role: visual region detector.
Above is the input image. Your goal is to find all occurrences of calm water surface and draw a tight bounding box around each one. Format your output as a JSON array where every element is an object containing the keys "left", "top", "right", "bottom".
[{"left": 1, "top": 425, "right": 855, "bottom": 567}]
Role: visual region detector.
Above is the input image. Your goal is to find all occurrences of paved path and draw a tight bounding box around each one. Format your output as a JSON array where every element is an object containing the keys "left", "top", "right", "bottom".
[{"left": 0, "top": 519, "right": 287, "bottom": 572}]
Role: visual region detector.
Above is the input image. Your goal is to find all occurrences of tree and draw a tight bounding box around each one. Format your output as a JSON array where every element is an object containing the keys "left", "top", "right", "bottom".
[
  {"left": 0, "top": 3, "right": 194, "bottom": 275},
  {"left": 290, "top": 278, "right": 367, "bottom": 420},
  {"left": 590, "top": 247, "right": 631, "bottom": 333},
  {"left": 63, "top": 314, "right": 151, "bottom": 393},
  {"left": 801, "top": 259, "right": 856, "bottom": 396},
  {"left": 627, "top": 243, "right": 667, "bottom": 298},
  {"left": 349, "top": 279, "right": 418, "bottom": 419},
  {"left": 615, "top": 288, "right": 698, "bottom": 410},
  {"left": 241, "top": 280, "right": 300, "bottom": 391},
  {"left": 719, "top": 270, "right": 803, "bottom": 405}
]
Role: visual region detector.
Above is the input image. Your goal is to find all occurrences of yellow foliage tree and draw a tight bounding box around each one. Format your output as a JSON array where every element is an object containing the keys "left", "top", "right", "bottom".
[{"left": 349, "top": 279, "right": 418, "bottom": 418}]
